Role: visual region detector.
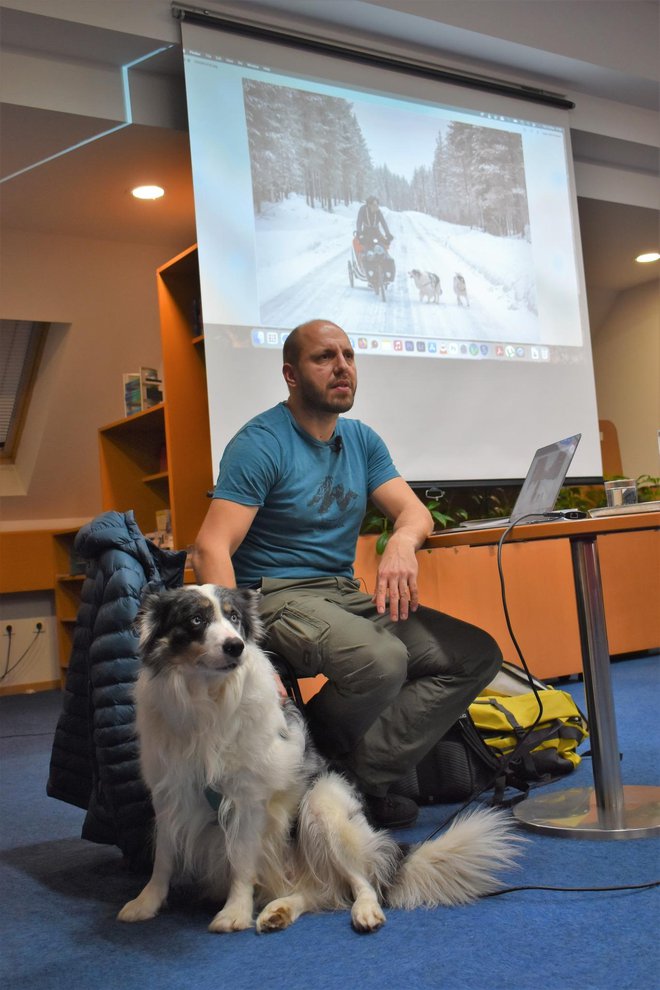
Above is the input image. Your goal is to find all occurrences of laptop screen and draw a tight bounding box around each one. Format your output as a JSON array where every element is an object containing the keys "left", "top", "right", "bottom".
[{"left": 511, "top": 434, "right": 582, "bottom": 521}]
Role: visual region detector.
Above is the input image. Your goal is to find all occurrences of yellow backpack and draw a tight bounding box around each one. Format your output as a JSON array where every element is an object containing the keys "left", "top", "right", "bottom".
[
  {"left": 468, "top": 687, "right": 589, "bottom": 778},
  {"left": 394, "top": 664, "right": 589, "bottom": 806}
]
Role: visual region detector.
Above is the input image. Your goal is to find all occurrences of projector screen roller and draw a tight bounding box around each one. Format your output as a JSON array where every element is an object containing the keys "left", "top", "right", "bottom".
[{"left": 180, "top": 20, "right": 602, "bottom": 485}]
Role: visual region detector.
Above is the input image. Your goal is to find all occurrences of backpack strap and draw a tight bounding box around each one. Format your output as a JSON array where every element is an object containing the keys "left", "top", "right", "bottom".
[{"left": 457, "top": 713, "right": 530, "bottom": 807}]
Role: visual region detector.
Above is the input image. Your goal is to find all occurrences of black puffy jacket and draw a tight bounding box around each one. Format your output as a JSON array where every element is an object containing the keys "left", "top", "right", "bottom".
[{"left": 47, "top": 510, "right": 186, "bottom": 866}]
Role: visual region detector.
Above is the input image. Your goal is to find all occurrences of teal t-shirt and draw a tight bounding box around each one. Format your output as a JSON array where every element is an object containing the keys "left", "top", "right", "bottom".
[{"left": 213, "top": 402, "right": 399, "bottom": 586}]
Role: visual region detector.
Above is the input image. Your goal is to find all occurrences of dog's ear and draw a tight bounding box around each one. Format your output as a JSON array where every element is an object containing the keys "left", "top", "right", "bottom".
[
  {"left": 135, "top": 590, "right": 169, "bottom": 660},
  {"left": 235, "top": 588, "right": 265, "bottom": 645}
]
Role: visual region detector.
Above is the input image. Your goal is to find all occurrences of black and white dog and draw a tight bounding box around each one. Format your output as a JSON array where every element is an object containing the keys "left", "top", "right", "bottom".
[{"left": 118, "top": 585, "right": 522, "bottom": 933}]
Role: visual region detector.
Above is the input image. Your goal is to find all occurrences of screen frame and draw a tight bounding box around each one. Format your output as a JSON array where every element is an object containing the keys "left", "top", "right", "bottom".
[{"left": 178, "top": 10, "right": 603, "bottom": 488}]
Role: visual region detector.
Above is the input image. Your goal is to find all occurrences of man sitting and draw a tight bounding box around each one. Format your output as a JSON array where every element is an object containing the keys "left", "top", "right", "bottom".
[{"left": 192, "top": 319, "right": 502, "bottom": 828}]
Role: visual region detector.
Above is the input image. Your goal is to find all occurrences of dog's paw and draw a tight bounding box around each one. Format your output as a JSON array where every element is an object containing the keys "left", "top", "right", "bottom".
[
  {"left": 117, "top": 894, "right": 162, "bottom": 923},
  {"left": 351, "top": 896, "right": 386, "bottom": 933},
  {"left": 256, "top": 899, "right": 295, "bottom": 933},
  {"left": 208, "top": 907, "right": 254, "bottom": 933}
]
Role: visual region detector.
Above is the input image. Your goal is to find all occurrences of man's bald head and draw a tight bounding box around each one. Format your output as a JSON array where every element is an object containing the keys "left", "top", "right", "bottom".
[
  {"left": 283, "top": 319, "right": 346, "bottom": 367},
  {"left": 281, "top": 319, "right": 356, "bottom": 419}
]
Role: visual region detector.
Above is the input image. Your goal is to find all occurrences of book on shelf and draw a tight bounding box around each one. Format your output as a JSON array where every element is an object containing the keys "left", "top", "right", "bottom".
[
  {"left": 123, "top": 368, "right": 163, "bottom": 417},
  {"left": 69, "top": 548, "right": 87, "bottom": 576},
  {"left": 146, "top": 510, "right": 174, "bottom": 550},
  {"left": 123, "top": 373, "right": 142, "bottom": 417},
  {"left": 155, "top": 509, "right": 171, "bottom": 533},
  {"left": 140, "top": 366, "right": 163, "bottom": 410}
]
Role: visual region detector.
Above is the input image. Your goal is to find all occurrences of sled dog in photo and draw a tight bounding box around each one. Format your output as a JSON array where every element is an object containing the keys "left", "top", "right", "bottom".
[
  {"left": 408, "top": 269, "right": 442, "bottom": 303},
  {"left": 453, "top": 273, "right": 469, "bottom": 306},
  {"left": 118, "top": 585, "right": 523, "bottom": 934}
]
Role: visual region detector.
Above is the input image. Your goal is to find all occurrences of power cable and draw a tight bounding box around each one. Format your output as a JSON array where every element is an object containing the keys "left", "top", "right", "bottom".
[{"left": 0, "top": 628, "right": 42, "bottom": 682}]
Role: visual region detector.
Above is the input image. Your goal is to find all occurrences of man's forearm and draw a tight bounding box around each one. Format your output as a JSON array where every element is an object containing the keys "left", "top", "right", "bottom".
[
  {"left": 390, "top": 505, "right": 433, "bottom": 550},
  {"left": 190, "top": 545, "right": 237, "bottom": 587}
]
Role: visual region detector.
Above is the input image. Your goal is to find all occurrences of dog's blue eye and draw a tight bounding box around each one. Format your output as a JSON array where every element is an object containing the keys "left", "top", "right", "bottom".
[
  {"left": 229, "top": 611, "right": 240, "bottom": 625},
  {"left": 190, "top": 615, "right": 202, "bottom": 627}
]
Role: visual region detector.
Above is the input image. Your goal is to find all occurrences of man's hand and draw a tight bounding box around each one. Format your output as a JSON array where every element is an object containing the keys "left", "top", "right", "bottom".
[
  {"left": 374, "top": 531, "right": 420, "bottom": 621},
  {"left": 369, "top": 477, "right": 433, "bottom": 622}
]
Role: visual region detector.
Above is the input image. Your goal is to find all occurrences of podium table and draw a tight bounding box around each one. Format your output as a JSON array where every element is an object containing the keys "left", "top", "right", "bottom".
[{"left": 424, "top": 512, "right": 660, "bottom": 839}]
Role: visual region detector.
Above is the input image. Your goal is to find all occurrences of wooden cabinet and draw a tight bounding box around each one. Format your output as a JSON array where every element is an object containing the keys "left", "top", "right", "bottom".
[
  {"left": 47, "top": 246, "right": 211, "bottom": 691},
  {"left": 99, "top": 404, "right": 169, "bottom": 537},
  {"left": 98, "top": 245, "right": 213, "bottom": 552},
  {"left": 157, "top": 246, "right": 213, "bottom": 552},
  {"left": 52, "top": 527, "right": 85, "bottom": 685},
  {"left": 354, "top": 536, "right": 582, "bottom": 680},
  {"left": 599, "top": 529, "right": 660, "bottom": 655},
  {"left": 354, "top": 531, "right": 659, "bottom": 680},
  {"left": 0, "top": 528, "right": 84, "bottom": 691},
  {"left": 0, "top": 530, "right": 54, "bottom": 594}
]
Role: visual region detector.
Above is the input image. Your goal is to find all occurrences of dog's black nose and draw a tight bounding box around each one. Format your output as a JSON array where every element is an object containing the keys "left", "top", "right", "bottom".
[{"left": 223, "top": 638, "right": 244, "bottom": 658}]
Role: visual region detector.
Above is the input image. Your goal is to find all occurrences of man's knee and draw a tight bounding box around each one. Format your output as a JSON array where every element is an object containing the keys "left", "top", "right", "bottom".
[
  {"left": 333, "top": 636, "right": 408, "bottom": 703},
  {"left": 304, "top": 634, "right": 408, "bottom": 759},
  {"left": 467, "top": 626, "right": 503, "bottom": 687},
  {"left": 412, "top": 607, "right": 502, "bottom": 684}
]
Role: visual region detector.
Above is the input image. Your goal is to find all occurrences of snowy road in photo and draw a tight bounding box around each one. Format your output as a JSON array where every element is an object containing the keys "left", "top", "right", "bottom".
[{"left": 257, "top": 198, "right": 539, "bottom": 343}]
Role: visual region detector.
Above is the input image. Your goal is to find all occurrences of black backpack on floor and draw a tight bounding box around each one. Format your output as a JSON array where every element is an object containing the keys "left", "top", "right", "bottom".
[{"left": 394, "top": 662, "right": 588, "bottom": 806}]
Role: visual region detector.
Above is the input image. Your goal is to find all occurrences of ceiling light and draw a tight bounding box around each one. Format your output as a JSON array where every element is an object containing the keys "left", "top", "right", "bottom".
[
  {"left": 635, "top": 252, "right": 659, "bottom": 264},
  {"left": 131, "top": 185, "right": 165, "bottom": 200}
]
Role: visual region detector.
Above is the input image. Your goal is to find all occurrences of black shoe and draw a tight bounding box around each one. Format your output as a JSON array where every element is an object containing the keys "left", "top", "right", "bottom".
[{"left": 364, "top": 792, "right": 419, "bottom": 829}]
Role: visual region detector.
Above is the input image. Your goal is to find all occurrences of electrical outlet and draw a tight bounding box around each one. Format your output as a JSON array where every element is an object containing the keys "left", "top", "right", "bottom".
[
  {"left": 2, "top": 619, "right": 49, "bottom": 637},
  {"left": 0, "top": 617, "right": 58, "bottom": 685}
]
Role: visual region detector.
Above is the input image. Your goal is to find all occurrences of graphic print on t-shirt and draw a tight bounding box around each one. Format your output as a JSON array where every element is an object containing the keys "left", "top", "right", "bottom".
[{"left": 308, "top": 477, "right": 358, "bottom": 515}]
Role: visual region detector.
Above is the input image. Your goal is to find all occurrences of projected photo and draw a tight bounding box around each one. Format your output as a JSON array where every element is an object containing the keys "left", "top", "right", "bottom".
[
  {"left": 182, "top": 23, "right": 599, "bottom": 486},
  {"left": 243, "top": 79, "right": 537, "bottom": 343}
]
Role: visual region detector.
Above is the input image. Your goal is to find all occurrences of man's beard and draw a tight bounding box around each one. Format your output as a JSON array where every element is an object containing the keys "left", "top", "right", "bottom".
[{"left": 298, "top": 377, "right": 355, "bottom": 414}]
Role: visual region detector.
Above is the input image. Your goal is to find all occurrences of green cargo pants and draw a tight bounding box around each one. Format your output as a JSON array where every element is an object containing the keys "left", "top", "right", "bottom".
[{"left": 259, "top": 576, "right": 502, "bottom": 797}]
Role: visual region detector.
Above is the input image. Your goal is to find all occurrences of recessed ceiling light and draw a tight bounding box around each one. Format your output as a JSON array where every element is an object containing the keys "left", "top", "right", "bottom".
[
  {"left": 131, "top": 185, "right": 165, "bottom": 200},
  {"left": 635, "top": 252, "right": 659, "bottom": 263}
]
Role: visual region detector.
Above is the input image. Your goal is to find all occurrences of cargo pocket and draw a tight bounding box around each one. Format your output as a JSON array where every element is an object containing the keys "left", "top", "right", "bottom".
[{"left": 266, "top": 605, "right": 330, "bottom": 674}]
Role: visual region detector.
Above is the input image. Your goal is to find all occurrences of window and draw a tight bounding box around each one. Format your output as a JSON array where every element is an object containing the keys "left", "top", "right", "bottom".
[{"left": 0, "top": 320, "right": 49, "bottom": 463}]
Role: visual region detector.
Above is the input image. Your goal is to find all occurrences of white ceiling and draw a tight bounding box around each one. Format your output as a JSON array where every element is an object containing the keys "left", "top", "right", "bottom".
[{"left": 0, "top": 0, "right": 658, "bottom": 318}]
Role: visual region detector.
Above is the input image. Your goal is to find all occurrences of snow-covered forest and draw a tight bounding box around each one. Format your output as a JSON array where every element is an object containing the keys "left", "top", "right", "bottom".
[
  {"left": 240, "top": 77, "right": 540, "bottom": 343},
  {"left": 243, "top": 78, "right": 531, "bottom": 239}
]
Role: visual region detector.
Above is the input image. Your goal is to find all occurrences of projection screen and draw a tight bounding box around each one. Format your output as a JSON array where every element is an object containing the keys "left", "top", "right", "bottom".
[{"left": 179, "top": 17, "right": 602, "bottom": 486}]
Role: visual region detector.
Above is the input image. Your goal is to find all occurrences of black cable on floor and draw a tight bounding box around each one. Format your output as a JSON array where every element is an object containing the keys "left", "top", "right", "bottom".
[{"left": 487, "top": 879, "right": 660, "bottom": 896}]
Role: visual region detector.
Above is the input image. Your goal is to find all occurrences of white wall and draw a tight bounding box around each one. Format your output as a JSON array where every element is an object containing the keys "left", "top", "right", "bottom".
[
  {"left": 0, "top": 228, "right": 183, "bottom": 527},
  {"left": 0, "top": 228, "right": 185, "bottom": 690},
  {"left": 592, "top": 280, "right": 660, "bottom": 479}
]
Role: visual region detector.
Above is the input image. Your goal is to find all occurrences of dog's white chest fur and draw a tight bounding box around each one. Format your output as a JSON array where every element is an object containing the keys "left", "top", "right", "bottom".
[{"left": 136, "top": 651, "right": 305, "bottom": 806}]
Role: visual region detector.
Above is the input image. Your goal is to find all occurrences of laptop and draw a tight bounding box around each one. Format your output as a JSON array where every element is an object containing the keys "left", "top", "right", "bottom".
[{"left": 457, "top": 434, "right": 582, "bottom": 531}]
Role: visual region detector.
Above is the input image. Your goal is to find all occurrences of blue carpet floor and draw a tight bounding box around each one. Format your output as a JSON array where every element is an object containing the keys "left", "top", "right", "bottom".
[{"left": 1, "top": 656, "right": 658, "bottom": 990}]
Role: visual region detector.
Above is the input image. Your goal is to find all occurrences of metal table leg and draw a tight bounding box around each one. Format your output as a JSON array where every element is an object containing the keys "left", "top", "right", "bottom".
[{"left": 514, "top": 534, "right": 660, "bottom": 839}]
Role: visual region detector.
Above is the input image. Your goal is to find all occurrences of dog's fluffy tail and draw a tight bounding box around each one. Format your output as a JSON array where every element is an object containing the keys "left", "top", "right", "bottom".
[{"left": 387, "top": 807, "right": 525, "bottom": 909}]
